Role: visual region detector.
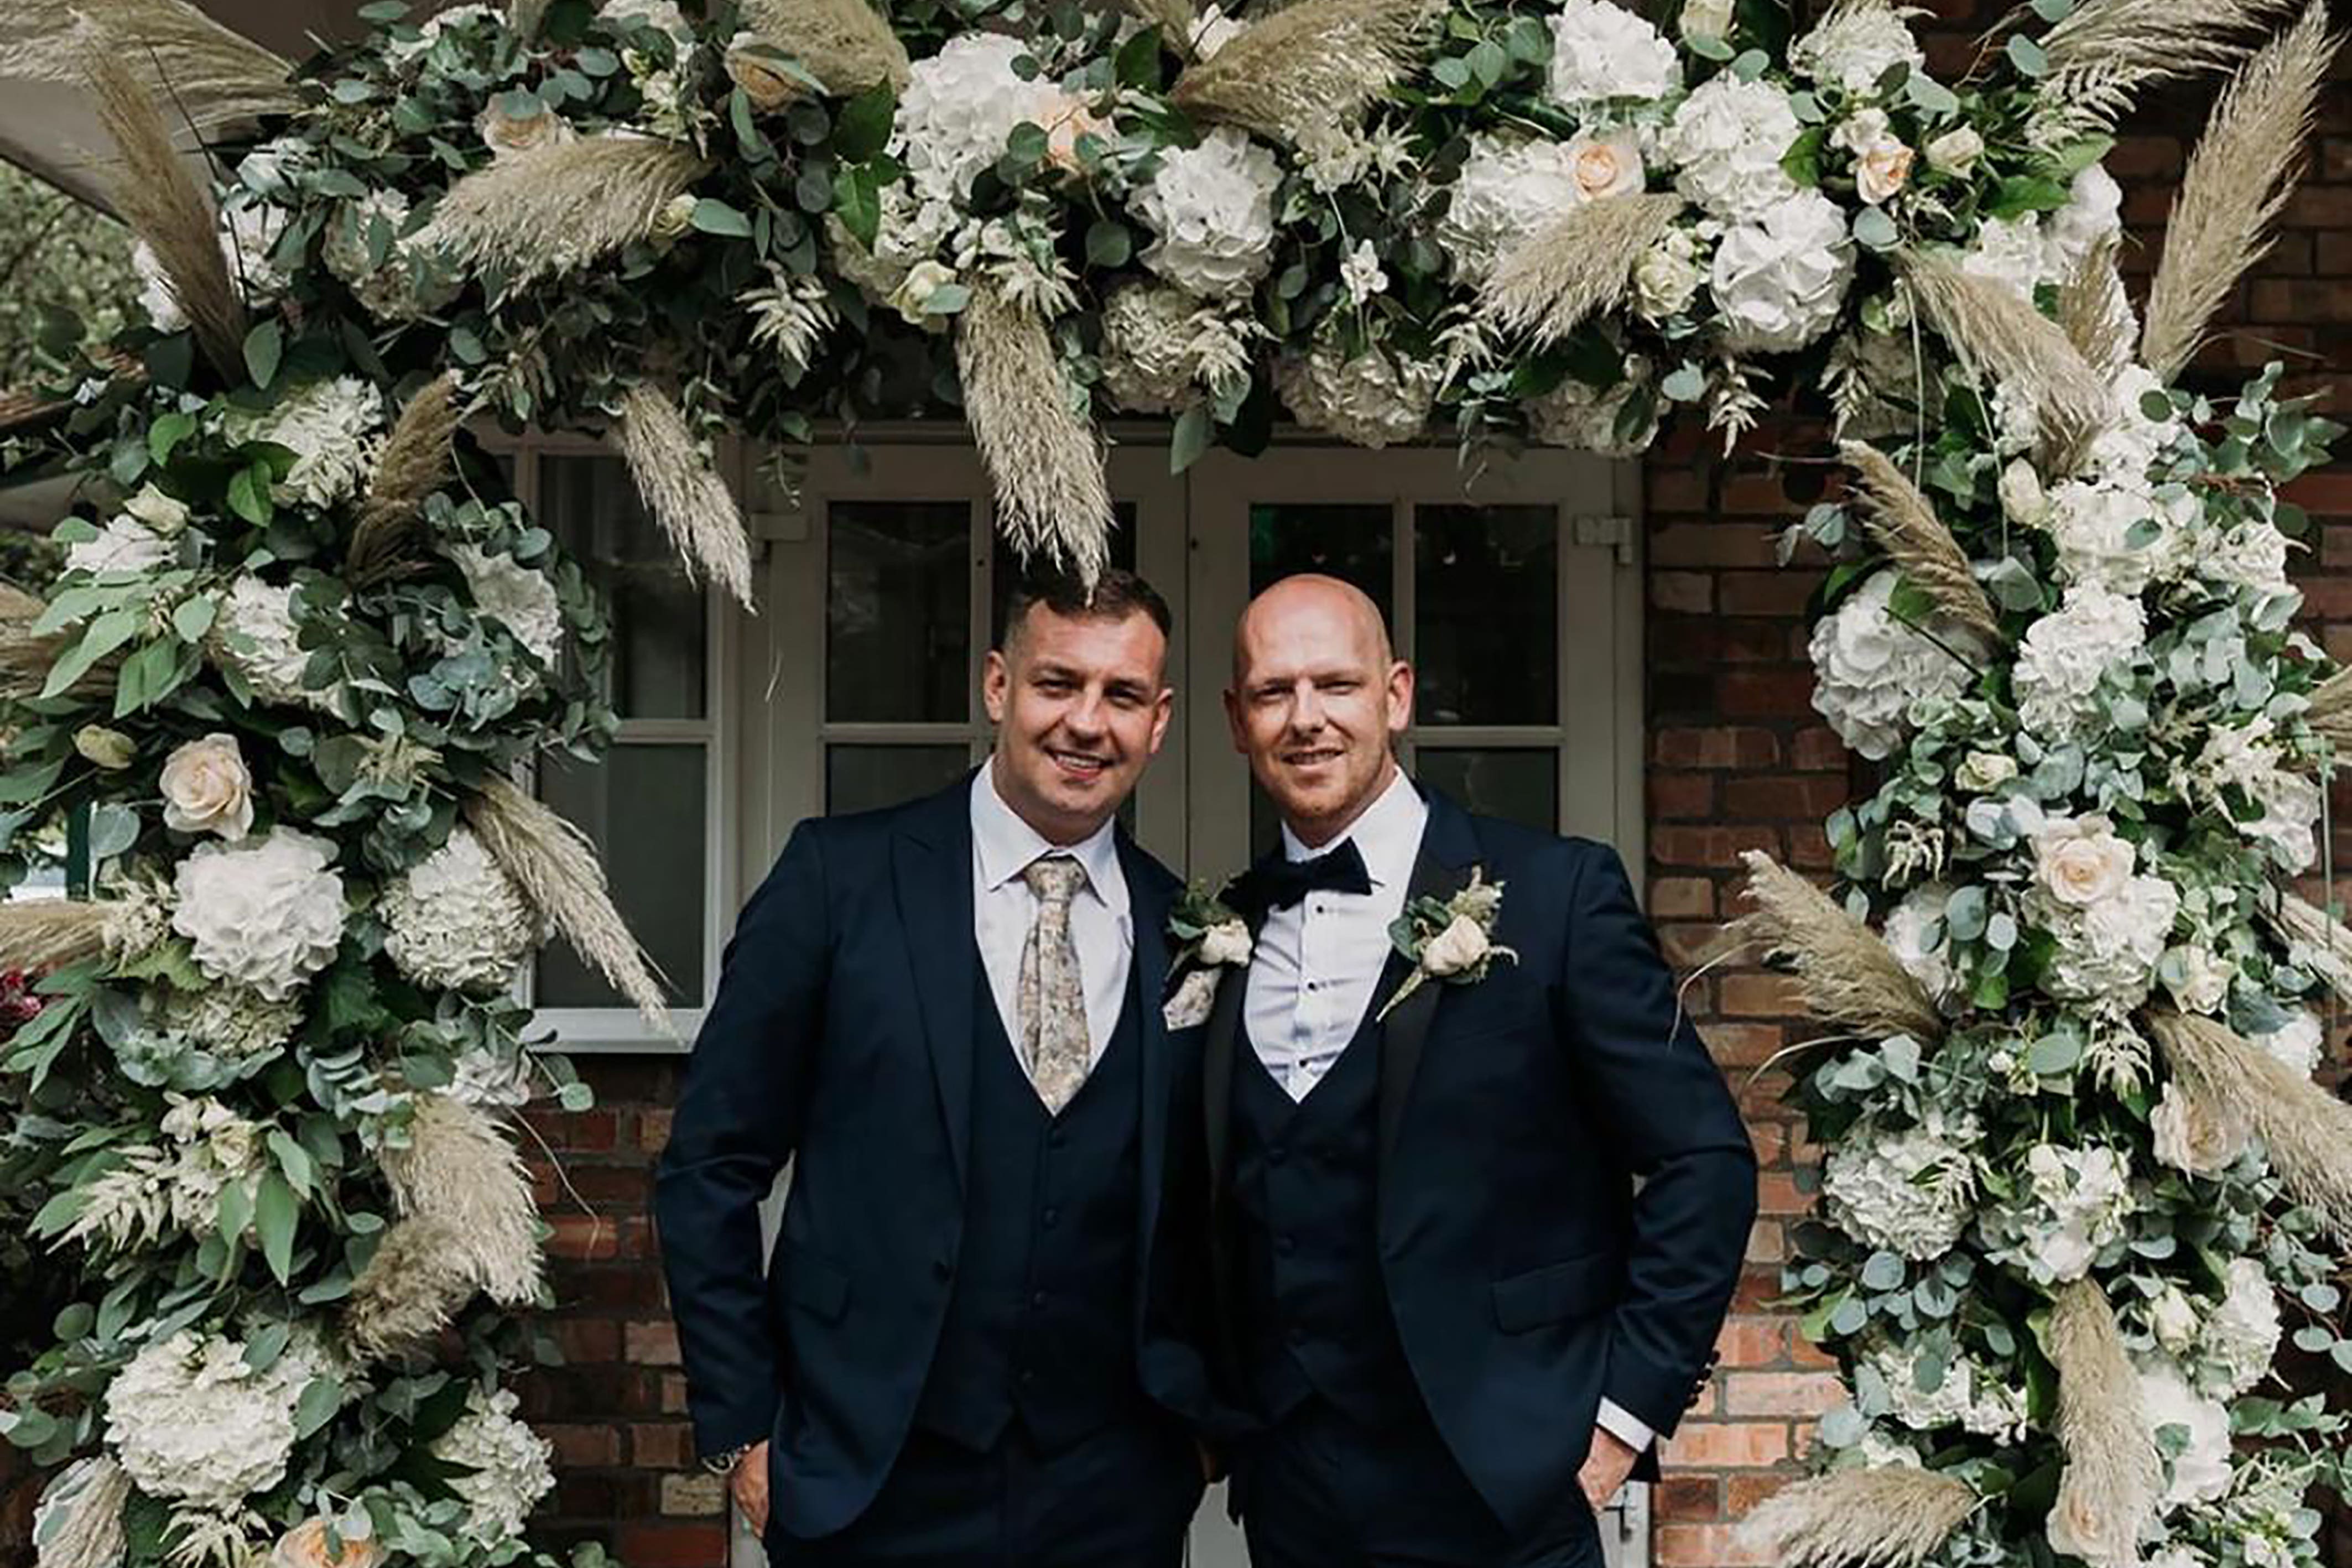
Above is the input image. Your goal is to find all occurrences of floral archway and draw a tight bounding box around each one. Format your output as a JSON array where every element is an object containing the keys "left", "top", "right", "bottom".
[{"left": 3, "top": 0, "right": 2352, "bottom": 1564}]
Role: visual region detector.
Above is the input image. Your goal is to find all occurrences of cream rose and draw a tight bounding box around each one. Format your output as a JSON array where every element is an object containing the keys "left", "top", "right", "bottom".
[
  {"left": 74, "top": 725, "right": 136, "bottom": 772},
  {"left": 477, "top": 99, "right": 574, "bottom": 158},
  {"left": 122, "top": 485, "right": 190, "bottom": 535},
  {"left": 1679, "top": 0, "right": 1734, "bottom": 41},
  {"left": 2033, "top": 816, "right": 2135, "bottom": 908},
  {"left": 1199, "top": 919, "right": 1253, "bottom": 967},
  {"left": 1998, "top": 458, "right": 2048, "bottom": 525},
  {"left": 161, "top": 732, "right": 256, "bottom": 840},
  {"left": 2148, "top": 1284, "right": 2200, "bottom": 1354},
  {"left": 1043, "top": 100, "right": 1112, "bottom": 176},
  {"left": 1924, "top": 126, "right": 1983, "bottom": 177},
  {"left": 726, "top": 32, "right": 799, "bottom": 109},
  {"left": 2044, "top": 1478, "right": 2129, "bottom": 1567},
  {"left": 273, "top": 1520, "right": 383, "bottom": 1568},
  {"left": 1565, "top": 132, "right": 1645, "bottom": 202},
  {"left": 1420, "top": 913, "right": 1492, "bottom": 976},
  {"left": 887, "top": 259, "right": 959, "bottom": 325},
  {"left": 2151, "top": 1081, "right": 2244, "bottom": 1176},
  {"left": 651, "top": 192, "right": 698, "bottom": 243},
  {"left": 1855, "top": 138, "right": 1913, "bottom": 204},
  {"left": 2162, "top": 944, "right": 2234, "bottom": 1016},
  {"left": 1953, "top": 752, "right": 2016, "bottom": 792}
]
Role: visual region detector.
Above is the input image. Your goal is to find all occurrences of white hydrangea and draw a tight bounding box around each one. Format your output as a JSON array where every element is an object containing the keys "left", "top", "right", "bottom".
[
  {"left": 63, "top": 517, "right": 173, "bottom": 578},
  {"left": 1984, "top": 1143, "right": 2135, "bottom": 1284},
  {"left": 2047, "top": 164, "right": 2123, "bottom": 282},
  {"left": 233, "top": 135, "right": 314, "bottom": 200},
  {"left": 431, "top": 1384, "right": 555, "bottom": 1543},
  {"left": 1099, "top": 283, "right": 1210, "bottom": 412},
  {"left": 1134, "top": 127, "right": 1283, "bottom": 299},
  {"left": 2043, "top": 478, "right": 2199, "bottom": 596},
  {"left": 449, "top": 1045, "right": 538, "bottom": 1109},
  {"left": 1822, "top": 1115, "right": 1976, "bottom": 1260},
  {"left": 2198, "top": 1256, "right": 2281, "bottom": 1398},
  {"left": 1882, "top": 883, "right": 1958, "bottom": 1005},
  {"left": 2012, "top": 582, "right": 2146, "bottom": 741},
  {"left": 1789, "top": 1, "right": 1926, "bottom": 95},
  {"left": 1959, "top": 213, "right": 2052, "bottom": 304},
  {"left": 449, "top": 544, "right": 564, "bottom": 669},
  {"left": 825, "top": 184, "right": 960, "bottom": 303},
  {"left": 136, "top": 198, "right": 296, "bottom": 335},
  {"left": 386, "top": 1, "right": 499, "bottom": 61},
  {"left": 1273, "top": 341, "right": 1440, "bottom": 447},
  {"left": 1866, "top": 1343, "right": 2028, "bottom": 1440},
  {"left": 1661, "top": 75, "right": 1802, "bottom": 221},
  {"left": 1526, "top": 369, "right": 1658, "bottom": 456},
  {"left": 2190, "top": 718, "right": 2320, "bottom": 873},
  {"left": 381, "top": 825, "right": 543, "bottom": 993},
  {"left": 1439, "top": 134, "right": 1589, "bottom": 286},
  {"left": 2248, "top": 1008, "right": 2324, "bottom": 1077},
  {"left": 209, "top": 576, "right": 343, "bottom": 713},
  {"left": 1546, "top": 0, "right": 1680, "bottom": 108},
  {"left": 896, "top": 34, "right": 1072, "bottom": 205},
  {"left": 2199, "top": 519, "right": 2294, "bottom": 593},
  {"left": 170, "top": 827, "right": 347, "bottom": 1001},
  {"left": 2137, "top": 1358, "right": 2234, "bottom": 1509},
  {"left": 220, "top": 377, "right": 387, "bottom": 510},
  {"left": 1710, "top": 190, "right": 1855, "bottom": 352},
  {"left": 601, "top": 0, "right": 694, "bottom": 37},
  {"left": 1807, "top": 570, "right": 1976, "bottom": 760},
  {"left": 105, "top": 1330, "right": 325, "bottom": 1509},
  {"left": 321, "top": 189, "right": 462, "bottom": 323},
  {"left": 2086, "top": 364, "right": 2187, "bottom": 483},
  {"left": 161, "top": 982, "right": 304, "bottom": 1062}
]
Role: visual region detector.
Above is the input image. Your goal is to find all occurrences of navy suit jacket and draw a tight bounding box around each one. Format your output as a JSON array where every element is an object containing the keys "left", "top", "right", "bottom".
[
  {"left": 653, "top": 777, "right": 1215, "bottom": 1540},
  {"left": 1204, "top": 786, "right": 1758, "bottom": 1536}
]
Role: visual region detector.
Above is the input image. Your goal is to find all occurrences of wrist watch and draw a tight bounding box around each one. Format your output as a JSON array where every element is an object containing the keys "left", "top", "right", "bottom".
[{"left": 701, "top": 1441, "right": 756, "bottom": 1477}]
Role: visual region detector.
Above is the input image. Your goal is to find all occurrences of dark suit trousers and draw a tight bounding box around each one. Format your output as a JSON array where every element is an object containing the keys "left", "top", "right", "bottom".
[
  {"left": 1238, "top": 1397, "right": 1604, "bottom": 1568},
  {"left": 768, "top": 1416, "right": 1200, "bottom": 1568}
]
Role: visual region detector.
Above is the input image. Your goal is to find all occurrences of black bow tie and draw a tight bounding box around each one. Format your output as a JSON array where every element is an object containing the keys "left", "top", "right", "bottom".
[{"left": 1235, "top": 838, "right": 1373, "bottom": 915}]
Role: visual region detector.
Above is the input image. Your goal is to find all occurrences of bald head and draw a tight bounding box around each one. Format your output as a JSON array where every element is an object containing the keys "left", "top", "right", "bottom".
[{"left": 1225, "top": 574, "right": 1413, "bottom": 848}]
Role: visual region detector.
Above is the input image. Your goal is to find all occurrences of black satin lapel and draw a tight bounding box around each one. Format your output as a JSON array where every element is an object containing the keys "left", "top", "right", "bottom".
[
  {"left": 894, "top": 824, "right": 975, "bottom": 1191},
  {"left": 1376, "top": 837, "right": 1473, "bottom": 1166},
  {"left": 1201, "top": 944, "right": 1247, "bottom": 1188},
  {"left": 1123, "top": 845, "right": 1174, "bottom": 1275}
]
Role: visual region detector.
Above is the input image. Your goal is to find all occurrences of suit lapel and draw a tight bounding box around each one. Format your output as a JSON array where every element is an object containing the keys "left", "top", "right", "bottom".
[
  {"left": 1376, "top": 788, "right": 1482, "bottom": 1169},
  {"left": 893, "top": 782, "right": 979, "bottom": 1191},
  {"left": 1121, "top": 836, "right": 1173, "bottom": 1285},
  {"left": 1202, "top": 853, "right": 1277, "bottom": 1188}
]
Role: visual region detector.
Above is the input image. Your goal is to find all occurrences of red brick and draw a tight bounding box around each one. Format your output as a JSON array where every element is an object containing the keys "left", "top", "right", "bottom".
[
  {"left": 1724, "top": 1372, "right": 1846, "bottom": 1418},
  {"left": 1652, "top": 726, "right": 1781, "bottom": 769},
  {"left": 1721, "top": 774, "right": 1847, "bottom": 821},
  {"left": 1651, "top": 825, "right": 1781, "bottom": 870},
  {"left": 1729, "top": 1472, "right": 1807, "bottom": 1514},
  {"left": 1657, "top": 1520, "right": 1777, "bottom": 1565},
  {"left": 613, "top": 1522, "right": 729, "bottom": 1568},
  {"left": 1716, "top": 1317, "right": 1788, "bottom": 1369},
  {"left": 1654, "top": 1475, "right": 1723, "bottom": 1520},
  {"left": 1717, "top": 571, "right": 1818, "bottom": 616},
  {"left": 1652, "top": 571, "right": 1714, "bottom": 613},
  {"left": 544, "top": 1424, "right": 622, "bottom": 1467},
  {"left": 625, "top": 1320, "right": 682, "bottom": 1367},
  {"left": 1649, "top": 522, "right": 1783, "bottom": 569},
  {"left": 1651, "top": 771, "right": 1717, "bottom": 820},
  {"left": 1790, "top": 725, "right": 1850, "bottom": 772},
  {"left": 1659, "top": 1422, "right": 1791, "bottom": 1468},
  {"left": 631, "top": 1423, "right": 695, "bottom": 1470},
  {"left": 1649, "top": 877, "right": 1716, "bottom": 919},
  {"left": 1698, "top": 1023, "right": 1786, "bottom": 1069},
  {"left": 1716, "top": 670, "right": 1818, "bottom": 719}
]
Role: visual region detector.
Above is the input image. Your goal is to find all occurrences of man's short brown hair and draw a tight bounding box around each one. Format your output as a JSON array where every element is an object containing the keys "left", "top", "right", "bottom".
[{"left": 1001, "top": 566, "right": 1173, "bottom": 653}]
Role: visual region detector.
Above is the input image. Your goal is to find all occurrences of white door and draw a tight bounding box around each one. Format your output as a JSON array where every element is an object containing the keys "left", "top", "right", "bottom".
[{"left": 735, "top": 430, "right": 1646, "bottom": 1568}]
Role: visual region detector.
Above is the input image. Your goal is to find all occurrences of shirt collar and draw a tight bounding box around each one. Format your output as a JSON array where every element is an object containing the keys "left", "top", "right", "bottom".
[
  {"left": 1279, "top": 767, "right": 1425, "bottom": 892},
  {"left": 970, "top": 760, "right": 1128, "bottom": 916}
]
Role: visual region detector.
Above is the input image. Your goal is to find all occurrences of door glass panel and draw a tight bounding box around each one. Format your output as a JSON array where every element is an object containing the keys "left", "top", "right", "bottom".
[
  {"left": 1416, "top": 748, "right": 1557, "bottom": 833},
  {"left": 990, "top": 503, "right": 1142, "bottom": 648},
  {"left": 828, "top": 744, "right": 972, "bottom": 816},
  {"left": 1415, "top": 505, "right": 1557, "bottom": 727},
  {"left": 829, "top": 501, "right": 971, "bottom": 722},
  {"left": 1247, "top": 503, "right": 1392, "bottom": 621},
  {"left": 541, "top": 455, "right": 706, "bottom": 720},
  {"left": 534, "top": 744, "right": 707, "bottom": 1007}
]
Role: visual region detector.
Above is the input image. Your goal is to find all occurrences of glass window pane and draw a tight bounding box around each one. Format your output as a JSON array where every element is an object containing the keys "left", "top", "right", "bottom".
[
  {"left": 990, "top": 503, "right": 1141, "bottom": 648},
  {"left": 1416, "top": 748, "right": 1557, "bottom": 834},
  {"left": 540, "top": 454, "right": 707, "bottom": 721},
  {"left": 1415, "top": 505, "right": 1557, "bottom": 726},
  {"left": 828, "top": 744, "right": 972, "bottom": 816},
  {"left": 1248, "top": 503, "right": 1392, "bottom": 622},
  {"left": 534, "top": 744, "right": 707, "bottom": 1008},
  {"left": 829, "top": 502, "right": 972, "bottom": 723}
]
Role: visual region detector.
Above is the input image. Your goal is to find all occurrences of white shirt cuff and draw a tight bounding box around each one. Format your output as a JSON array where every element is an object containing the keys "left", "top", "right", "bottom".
[{"left": 1595, "top": 1398, "right": 1654, "bottom": 1455}]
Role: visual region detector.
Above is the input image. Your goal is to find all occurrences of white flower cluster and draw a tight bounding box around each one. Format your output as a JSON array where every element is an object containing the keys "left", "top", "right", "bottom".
[
  {"left": 1807, "top": 570, "right": 1977, "bottom": 759},
  {"left": 1788, "top": 2, "right": 1926, "bottom": 96},
  {"left": 449, "top": 543, "right": 565, "bottom": 670},
  {"left": 1711, "top": 189, "right": 1855, "bottom": 352},
  {"left": 105, "top": 1329, "right": 329, "bottom": 1509},
  {"left": 1527, "top": 369, "right": 1659, "bottom": 457},
  {"left": 1544, "top": 0, "right": 1680, "bottom": 110},
  {"left": 2249, "top": 1008, "right": 2325, "bottom": 1077},
  {"left": 896, "top": 34, "right": 1075, "bottom": 205},
  {"left": 1822, "top": 1115, "right": 1977, "bottom": 1260},
  {"left": 220, "top": 377, "right": 388, "bottom": 510},
  {"left": 63, "top": 516, "right": 174, "bottom": 579},
  {"left": 170, "top": 826, "right": 348, "bottom": 1001},
  {"left": 2196, "top": 1256, "right": 2281, "bottom": 1399},
  {"left": 133, "top": 200, "right": 293, "bottom": 334},
  {"left": 1439, "top": 134, "right": 1593, "bottom": 286},
  {"left": 158, "top": 981, "right": 305, "bottom": 1062},
  {"left": 2024, "top": 815, "right": 2180, "bottom": 1008},
  {"left": 2012, "top": 582, "right": 2146, "bottom": 741},
  {"left": 1136, "top": 127, "right": 1284, "bottom": 299},
  {"left": 63, "top": 1094, "right": 266, "bottom": 1252},
  {"left": 431, "top": 1384, "right": 556, "bottom": 1543},
  {"left": 322, "top": 190, "right": 461, "bottom": 322},
  {"left": 2137, "top": 1357, "right": 2235, "bottom": 1509},
  {"left": 1959, "top": 165, "right": 2123, "bottom": 304},
  {"left": 2188, "top": 717, "right": 2321, "bottom": 873},
  {"left": 384, "top": 1, "right": 499, "bottom": 62},
  {"left": 208, "top": 575, "right": 344, "bottom": 714},
  {"left": 1866, "top": 1342, "right": 2028, "bottom": 1440},
  {"left": 1881, "top": 883, "right": 1958, "bottom": 1006},
  {"left": 382, "top": 825, "right": 543, "bottom": 992},
  {"left": 1980, "top": 1141, "right": 2135, "bottom": 1284},
  {"left": 1661, "top": 75, "right": 1801, "bottom": 221},
  {"left": 1273, "top": 342, "right": 1440, "bottom": 447}
]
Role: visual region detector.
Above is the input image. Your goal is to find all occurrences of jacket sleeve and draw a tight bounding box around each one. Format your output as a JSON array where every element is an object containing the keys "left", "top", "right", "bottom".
[
  {"left": 1554, "top": 840, "right": 1758, "bottom": 1442},
  {"left": 653, "top": 817, "right": 831, "bottom": 1461}
]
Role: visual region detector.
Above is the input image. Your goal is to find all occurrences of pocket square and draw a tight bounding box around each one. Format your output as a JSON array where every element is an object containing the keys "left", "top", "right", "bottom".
[{"left": 1162, "top": 967, "right": 1220, "bottom": 1030}]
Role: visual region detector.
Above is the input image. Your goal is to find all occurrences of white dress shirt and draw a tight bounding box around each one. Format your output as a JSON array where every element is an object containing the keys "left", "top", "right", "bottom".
[
  {"left": 1242, "top": 767, "right": 1657, "bottom": 1456},
  {"left": 970, "top": 762, "right": 1133, "bottom": 1064}
]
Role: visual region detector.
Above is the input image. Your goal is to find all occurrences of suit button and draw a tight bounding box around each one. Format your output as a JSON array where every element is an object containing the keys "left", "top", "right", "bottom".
[
  {"left": 1276, "top": 1234, "right": 1296, "bottom": 1256},
  {"left": 1019, "top": 1369, "right": 1035, "bottom": 1386},
  {"left": 1050, "top": 1129, "right": 1069, "bottom": 1149},
  {"left": 1042, "top": 1207, "right": 1060, "bottom": 1228},
  {"left": 1268, "top": 1146, "right": 1287, "bottom": 1166},
  {"left": 1031, "top": 1290, "right": 1048, "bottom": 1309}
]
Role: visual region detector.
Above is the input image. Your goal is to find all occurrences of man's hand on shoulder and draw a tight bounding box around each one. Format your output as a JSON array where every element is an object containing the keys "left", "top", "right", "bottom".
[
  {"left": 1578, "top": 1424, "right": 1639, "bottom": 1512},
  {"left": 726, "top": 1440, "right": 771, "bottom": 1535}
]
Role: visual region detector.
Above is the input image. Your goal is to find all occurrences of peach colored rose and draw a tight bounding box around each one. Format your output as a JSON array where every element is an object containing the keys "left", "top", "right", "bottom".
[
  {"left": 272, "top": 1519, "right": 383, "bottom": 1568},
  {"left": 1566, "top": 132, "right": 1645, "bottom": 202}
]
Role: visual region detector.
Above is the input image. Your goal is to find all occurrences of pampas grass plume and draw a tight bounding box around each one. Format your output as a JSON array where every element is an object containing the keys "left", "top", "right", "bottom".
[
  {"left": 955, "top": 279, "right": 1114, "bottom": 584},
  {"left": 1483, "top": 194, "right": 1683, "bottom": 348},
  {"left": 2047, "top": 1279, "right": 2160, "bottom": 1568},
  {"left": 616, "top": 384, "right": 756, "bottom": 610},
  {"left": 415, "top": 136, "right": 708, "bottom": 289},
  {"left": 1732, "top": 851, "right": 1945, "bottom": 1044},
  {"left": 1736, "top": 1466, "right": 1977, "bottom": 1568},
  {"left": 2150, "top": 1008, "right": 2352, "bottom": 1242},
  {"left": 1838, "top": 442, "right": 2001, "bottom": 644}
]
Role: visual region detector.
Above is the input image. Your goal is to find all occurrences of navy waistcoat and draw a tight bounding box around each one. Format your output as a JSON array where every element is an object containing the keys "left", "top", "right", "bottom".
[
  {"left": 1229, "top": 1005, "right": 1422, "bottom": 1426},
  {"left": 912, "top": 963, "right": 1148, "bottom": 1453}
]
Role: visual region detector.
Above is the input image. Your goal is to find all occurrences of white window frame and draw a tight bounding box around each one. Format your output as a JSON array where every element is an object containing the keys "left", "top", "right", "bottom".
[{"left": 472, "top": 426, "right": 745, "bottom": 1055}]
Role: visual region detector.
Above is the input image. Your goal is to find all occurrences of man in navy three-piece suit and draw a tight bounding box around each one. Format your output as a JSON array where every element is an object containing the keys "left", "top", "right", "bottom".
[
  {"left": 1205, "top": 575, "right": 1758, "bottom": 1567},
  {"left": 653, "top": 569, "right": 1213, "bottom": 1566}
]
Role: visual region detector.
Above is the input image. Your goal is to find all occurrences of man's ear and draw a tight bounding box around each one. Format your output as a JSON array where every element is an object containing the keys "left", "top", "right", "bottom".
[
  {"left": 1147, "top": 685, "right": 1175, "bottom": 756},
  {"left": 982, "top": 649, "right": 1011, "bottom": 725},
  {"left": 1222, "top": 685, "right": 1248, "bottom": 754},
  {"left": 1386, "top": 660, "right": 1415, "bottom": 736}
]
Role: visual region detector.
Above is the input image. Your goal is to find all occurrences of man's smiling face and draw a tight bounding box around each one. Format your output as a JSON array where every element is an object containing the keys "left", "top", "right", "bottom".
[
  {"left": 1225, "top": 575, "right": 1412, "bottom": 848},
  {"left": 984, "top": 601, "right": 1172, "bottom": 844}
]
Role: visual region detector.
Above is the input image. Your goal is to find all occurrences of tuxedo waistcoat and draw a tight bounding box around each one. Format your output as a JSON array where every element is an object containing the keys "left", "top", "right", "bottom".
[
  {"left": 1229, "top": 988, "right": 1422, "bottom": 1428},
  {"left": 912, "top": 962, "right": 1148, "bottom": 1452}
]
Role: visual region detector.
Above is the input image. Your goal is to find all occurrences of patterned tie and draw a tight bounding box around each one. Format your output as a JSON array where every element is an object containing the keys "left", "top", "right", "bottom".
[{"left": 1017, "top": 855, "right": 1092, "bottom": 1113}]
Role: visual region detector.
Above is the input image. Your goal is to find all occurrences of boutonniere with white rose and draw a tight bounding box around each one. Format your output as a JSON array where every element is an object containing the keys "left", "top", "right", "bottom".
[
  {"left": 1162, "top": 879, "right": 1252, "bottom": 1030},
  {"left": 1376, "top": 869, "right": 1516, "bottom": 1023}
]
